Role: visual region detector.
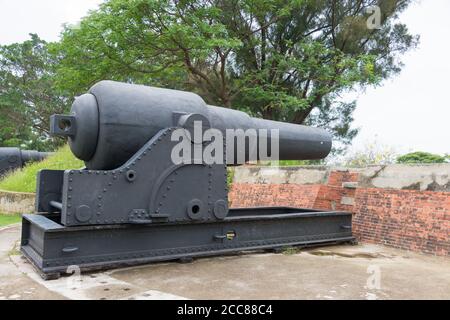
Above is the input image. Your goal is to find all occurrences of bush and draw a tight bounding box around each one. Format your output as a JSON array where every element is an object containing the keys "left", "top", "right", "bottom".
[{"left": 397, "top": 151, "right": 448, "bottom": 164}]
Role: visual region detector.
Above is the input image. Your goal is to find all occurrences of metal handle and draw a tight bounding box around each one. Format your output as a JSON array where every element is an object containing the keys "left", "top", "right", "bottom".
[
  {"left": 214, "top": 234, "right": 227, "bottom": 241},
  {"left": 49, "top": 201, "right": 62, "bottom": 210},
  {"left": 340, "top": 225, "right": 352, "bottom": 230},
  {"left": 62, "top": 246, "right": 78, "bottom": 253},
  {"left": 129, "top": 219, "right": 153, "bottom": 225}
]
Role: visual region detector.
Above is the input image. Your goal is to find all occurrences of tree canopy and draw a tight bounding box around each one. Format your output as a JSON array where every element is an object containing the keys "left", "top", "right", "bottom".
[
  {"left": 0, "top": 0, "right": 419, "bottom": 151},
  {"left": 0, "top": 34, "right": 68, "bottom": 150},
  {"left": 397, "top": 152, "right": 449, "bottom": 164},
  {"left": 54, "top": 0, "right": 418, "bottom": 152}
]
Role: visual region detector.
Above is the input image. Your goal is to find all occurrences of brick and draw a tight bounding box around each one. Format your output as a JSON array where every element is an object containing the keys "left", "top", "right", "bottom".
[{"left": 229, "top": 169, "right": 450, "bottom": 256}]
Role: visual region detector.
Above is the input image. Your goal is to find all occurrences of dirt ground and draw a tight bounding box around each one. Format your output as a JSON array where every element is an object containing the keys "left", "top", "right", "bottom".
[{"left": 1, "top": 224, "right": 449, "bottom": 300}]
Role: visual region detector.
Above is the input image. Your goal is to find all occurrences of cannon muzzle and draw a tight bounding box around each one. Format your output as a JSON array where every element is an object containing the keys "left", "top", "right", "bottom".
[{"left": 51, "top": 81, "right": 332, "bottom": 170}]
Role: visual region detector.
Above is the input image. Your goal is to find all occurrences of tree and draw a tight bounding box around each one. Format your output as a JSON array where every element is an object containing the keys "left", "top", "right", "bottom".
[
  {"left": 397, "top": 152, "right": 448, "bottom": 164},
  {"left": 343, "top": 140, "right": 397, "bottom": 166},
  {"left": 0, "top": 34, "right": 69, "bottom": 150},
  {"left": 54, "top": 0, "right": 418, "bottom": 150}
]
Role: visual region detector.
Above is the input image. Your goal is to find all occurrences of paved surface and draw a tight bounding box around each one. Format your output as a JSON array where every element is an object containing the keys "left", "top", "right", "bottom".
[{"left": 1, "top": 224, "right": 449, "bottom": 300}]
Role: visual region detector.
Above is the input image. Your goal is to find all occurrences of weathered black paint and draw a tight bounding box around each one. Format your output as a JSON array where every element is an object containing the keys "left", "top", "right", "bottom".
[
  {"left": 50, "top": 81, "right": 332, "bottom": 170},
  {"left": 21, "top": 81, "right": 352, "bottom": 279}
]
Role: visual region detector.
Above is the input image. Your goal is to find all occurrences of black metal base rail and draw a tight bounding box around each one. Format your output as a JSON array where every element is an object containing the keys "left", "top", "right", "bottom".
[{"left": 21, "top": 207, "right": 354, "bottom": 280}]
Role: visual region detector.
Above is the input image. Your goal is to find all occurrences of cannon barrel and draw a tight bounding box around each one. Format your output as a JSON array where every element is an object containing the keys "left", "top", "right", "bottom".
[
  {"left": 50, "top": 81, "right": 332, "bottom": 170},
  {"left": 0, "top": 147, "right": 52, "bottom": 176}
]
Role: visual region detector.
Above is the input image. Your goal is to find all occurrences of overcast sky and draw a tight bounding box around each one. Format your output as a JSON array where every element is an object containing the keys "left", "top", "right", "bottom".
[{"left": 0, "top": 0, "right": 448, "bottom": 155}]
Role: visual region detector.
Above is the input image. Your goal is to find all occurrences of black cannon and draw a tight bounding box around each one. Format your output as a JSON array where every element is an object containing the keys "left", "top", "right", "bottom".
[
  {"left": 21, "top": 81, "right": 354, "bottom": 279},
  {"left": 0, "top": 148, "right": 51, "bottom": 177}
]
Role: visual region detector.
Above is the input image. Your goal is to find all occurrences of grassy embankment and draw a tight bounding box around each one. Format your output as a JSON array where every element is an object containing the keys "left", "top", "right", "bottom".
[
  {"left": 0, "top": 145, "right": 83, "bottom": 193},
  {"left": 0, "top": 145, "right": 83, "bottom": 226}
]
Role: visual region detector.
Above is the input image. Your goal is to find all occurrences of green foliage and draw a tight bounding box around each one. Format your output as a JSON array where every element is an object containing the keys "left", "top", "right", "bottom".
[
  {"left": 0, "top": 145, "right": 83, "bottom": 193},
  {"left": 282, "top": 247, "right": 300, "bottom": 255},
  {"left": 0, "top": 34, "right": 69, "bottom": 150},
  {"left": 397, "top": 151, "right": 448, "bottom": 164},
  {"left": 262, "top": 159, "right": 324, "bottom": 166},
  {"left": 54, "top": 0, "right": 418, "bottom": 149},
  {"left": 227, "top": 168, "right": 235, "bottom": 188},
  {"left": 0, "top": 214, "right": 21, "bottom": 227},
  {"left": 344, "top": 140, "right": 397, "bottom": 167}
]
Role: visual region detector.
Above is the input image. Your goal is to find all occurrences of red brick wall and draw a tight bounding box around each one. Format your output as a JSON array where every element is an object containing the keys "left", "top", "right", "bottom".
[
  {"left": 327, "top": 171, "right": 359, "bottom": 187},
  {"left": 353, "top": 189, "right": 450, "bottom": 256},
  {"left": 229, "top": 184, "right": 321, "bottom": 208},
  {"left": 229, "top": 171, "right": 450, "bottom": 256}
]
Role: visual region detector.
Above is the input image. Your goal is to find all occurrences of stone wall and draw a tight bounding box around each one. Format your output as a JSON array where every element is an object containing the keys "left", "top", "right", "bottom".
[
  {"left": 229, "top": 164, "right": 450, "bottom": 256},
  {"left": 0, "top": 189, "right": 35, "bottom": 214},
  {"left": 233, "top": 164, "right": 450, "bottom": 191}
]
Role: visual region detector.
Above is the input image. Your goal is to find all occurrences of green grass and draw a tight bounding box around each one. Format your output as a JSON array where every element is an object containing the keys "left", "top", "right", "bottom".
[
  {"left": 282, "top": 247, "right": 300, "bottom": 255},
  {"left": 0, "top": 214, "right": 21, "bottom": 227},
  {"left": 227, "top": 168, "right": 235, "bottom": 188},
  {"left": 0, "top": 145, "right": 83, "bottom": 193},
  {"left": 260, "top": 160, "right": 324, "bottom": 166}
]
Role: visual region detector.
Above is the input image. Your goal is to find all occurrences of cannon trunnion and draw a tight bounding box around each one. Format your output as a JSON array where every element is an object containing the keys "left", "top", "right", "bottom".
[{"left": 20, "top": 81, "right": 354, "bottom": 280}]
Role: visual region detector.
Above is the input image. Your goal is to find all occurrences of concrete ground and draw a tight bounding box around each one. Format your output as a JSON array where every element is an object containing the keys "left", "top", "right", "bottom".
[{"left": 1, "top": 224, "right": 449, "bottom": 300}]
